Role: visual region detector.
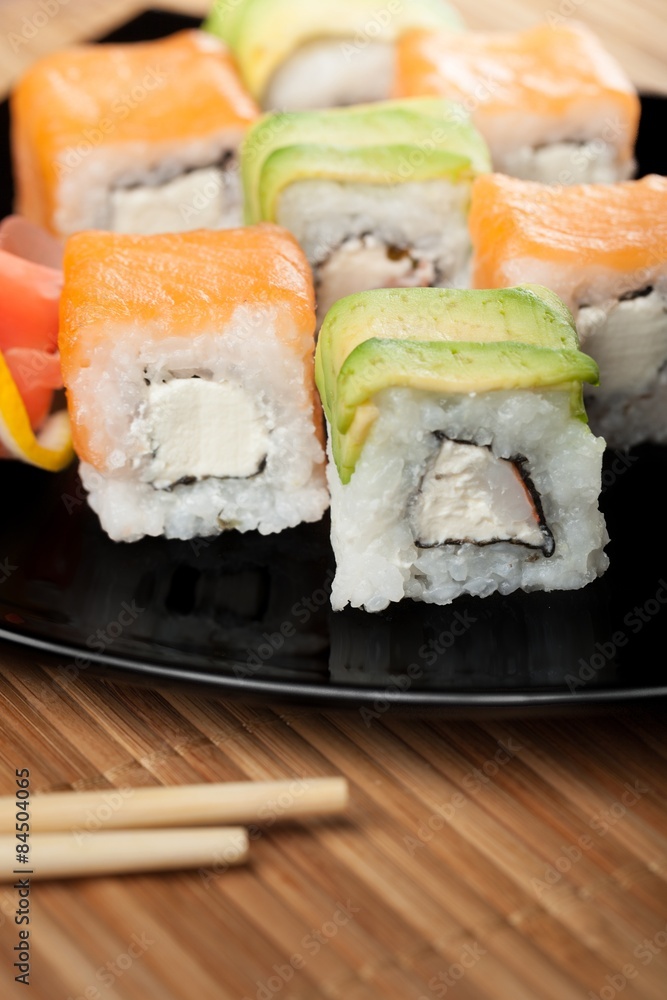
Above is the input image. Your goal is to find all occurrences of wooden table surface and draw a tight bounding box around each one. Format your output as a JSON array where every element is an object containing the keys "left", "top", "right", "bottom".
[{"left": 1, "top": 3, "right": 666, "bottom": 1000}]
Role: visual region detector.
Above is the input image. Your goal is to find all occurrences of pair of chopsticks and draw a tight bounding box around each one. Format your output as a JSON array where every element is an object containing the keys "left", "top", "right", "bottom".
[{"left": 0, "top": 777, "right": 348, "bottom": 881}]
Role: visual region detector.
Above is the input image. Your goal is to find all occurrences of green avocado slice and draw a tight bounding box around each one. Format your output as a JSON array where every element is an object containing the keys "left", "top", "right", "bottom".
[
  {"left": 204, "top": 0, "right": 464, "bottom": 101},
  {"left": 315, "top": 286, "right": 600, "bottom": 484},
  {"left": 242, "top": 99, "right": 491, "bottom": 223}
]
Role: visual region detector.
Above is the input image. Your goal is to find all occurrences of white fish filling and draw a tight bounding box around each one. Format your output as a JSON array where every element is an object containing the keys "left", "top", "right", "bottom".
[
  {"left": 316, "top": 235, "right": 437, "bottom": 322},
  {"left": 264, "top": 39, "right": 394, "bottom": 111},
  {"left": 277, "top": 179, "right": 472, "bottom": 326},
  {"left": 147, "top": 379, "right": 269, "bottom": 487},
  {"left": 577, "top": 290, "right": 667, "bottom": 395},
  {"left": 412, "top": 438, "right": 550, "bottom": 552},
  {"left": 111, "top": 164, "right": 240, "bottom": 235},
  {"left": 499, "top": 140, "right": 629, "bottom": 185}
]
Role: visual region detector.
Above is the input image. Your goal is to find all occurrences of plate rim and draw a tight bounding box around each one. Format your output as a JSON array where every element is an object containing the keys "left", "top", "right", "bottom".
[{"left": 3, "top": 624, "right": 667, "bottom": 708}]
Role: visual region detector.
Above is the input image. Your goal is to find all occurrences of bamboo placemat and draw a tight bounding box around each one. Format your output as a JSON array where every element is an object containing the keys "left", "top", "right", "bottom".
[
  {"left": 0, "top": 0, "right": 666, "bottom": 97},
  {"left": 1, "top": 648, "right": 667, "bottom": 1000},
  {"left": 0, "top": 2, "right": 666, "bottom": 999}
]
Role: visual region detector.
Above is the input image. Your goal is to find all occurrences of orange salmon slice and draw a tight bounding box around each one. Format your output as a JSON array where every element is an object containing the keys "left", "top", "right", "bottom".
[
  {"left": 59, "top": 224, "right": 318, "bottom": 467},
  {"left": 11, "top": 30, "right": 258, "bottom": 234},
  {"left": 395, "top": 22, "right": 640, "bottom": 163},
  {"left": 469, "top": 173, "right": 667, "bottom": 288}
]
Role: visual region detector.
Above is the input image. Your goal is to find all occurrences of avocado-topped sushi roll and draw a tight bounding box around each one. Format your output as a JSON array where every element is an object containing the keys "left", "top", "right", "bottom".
[
  {"left": 59, "top": 225, "right": 328, "bottom": 542},
  {"left": 395, "top": 23, "right": 639, "bottom": 184},
  {"left": 470, "top": 173, "right": 667, "bottom": 449},
  {"left": 316, "top": 286, "right": 608, "bottom": 612},
  {"left": 12, "top": 31, "right": 258, "bottom": 237},
  {"left": 205, "top": 0, "right": 463, "bottom": 111},
  {"left": 243, "top": 99, "right": 490, "bottom": 325}
]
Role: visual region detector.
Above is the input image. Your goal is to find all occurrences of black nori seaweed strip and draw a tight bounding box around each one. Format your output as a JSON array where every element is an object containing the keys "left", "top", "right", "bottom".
[
  {"left": 414, "top": 434, "right": 556, "bottom": 557},
  {"left": 619, "top": 285, "right": 654, "bottom": 301}
]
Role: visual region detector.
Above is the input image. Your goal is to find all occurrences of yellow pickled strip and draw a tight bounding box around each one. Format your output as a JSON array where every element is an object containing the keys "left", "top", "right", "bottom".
[{"left": 0, "top": 351, "right": 73, "bottom": 472}]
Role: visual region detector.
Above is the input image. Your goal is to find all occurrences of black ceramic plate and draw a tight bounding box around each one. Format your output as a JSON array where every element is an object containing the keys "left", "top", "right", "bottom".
[{"left": 1, "top": 10, "right": 666, "bottom": 711}]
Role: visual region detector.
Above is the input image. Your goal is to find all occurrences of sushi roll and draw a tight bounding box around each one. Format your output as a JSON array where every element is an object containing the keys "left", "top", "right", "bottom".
[
  {"left": 395, "top": 23, "right": 640, "bottom": 184},
  {"left": 470, "top": 173, "right": 667, "bottom": 449},
  {"left": 315, "top": 286, "right": 608, "bottom": 612},
  {"left": 59, "top": 224, "right": 329, "bottom": 542},
  {"left": 204, "top": 0, "right": 463, "bottom": 111},
  {"left": 243, "top": 99, "right": 491, "bottom": 325},
  {"left": 12, "top": 30, "right": 258, "bottom": 238}
]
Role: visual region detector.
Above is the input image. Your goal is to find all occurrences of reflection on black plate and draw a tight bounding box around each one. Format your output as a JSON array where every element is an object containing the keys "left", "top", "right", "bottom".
[{"left": 1, "top": 10, "right": 666, "bottom": 710}]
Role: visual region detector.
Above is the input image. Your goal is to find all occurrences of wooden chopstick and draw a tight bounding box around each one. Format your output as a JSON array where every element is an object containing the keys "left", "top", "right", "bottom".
[
  {"left": 0, "top": 777, "right": 349, "bottom": 833},
  {"left": 0, "top": 827, "right": 249, "bottom": 881}
]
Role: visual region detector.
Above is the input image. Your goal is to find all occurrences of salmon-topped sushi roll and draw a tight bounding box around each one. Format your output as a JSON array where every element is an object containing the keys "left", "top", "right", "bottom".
[
  {"left": 395, "top": 23, "right": 640, "bottom": 185},
  {"left": 60, "top": 225, "right": 328, "bottom": 542},
  {"left": 205, "top": 0, "right": 463, "bottom": 111},
  {"left": 470, "top": 173, "right": 667, "bottom": 449},
  {"left": 12, "top": 30, "right": 259, "bottom": 238}
]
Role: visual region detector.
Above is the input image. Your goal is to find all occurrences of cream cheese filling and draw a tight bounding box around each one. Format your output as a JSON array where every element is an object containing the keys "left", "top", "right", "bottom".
[
  {"left": 111, "top": 165, "right": 236, "bottom": 234},
  {"left": 577, "top": 290, "right": 667, "bottom": 395},
  {"left": 412, "top": 438, "right": 550, "bottom": 552},
  {"left": 147, "top": 379, "right": 269, "bottom": 486},
  {"left": 316, "top": 235, "right": 437, "bottom": 323}
]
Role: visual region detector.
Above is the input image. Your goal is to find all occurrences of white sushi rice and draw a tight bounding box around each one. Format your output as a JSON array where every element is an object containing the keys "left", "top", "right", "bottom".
[
  {"left": 495, "top": 258, "right": 667, "bottom": 448},
  {"left": 276, "top": 179, "right": 472, "bottom": 324},
  {"left": 479, "top": 102, "right": 636, "bottom": 185},
  {"left": 54, "top": 132, "right": 246, "bottom": 237},
  {"left": 264, "top": 40, "right": 394, "bottom": 111},
  {"left": 110, "top": 162, "right": 242, "bottom": 235},
  {"left": 578, "top": 289, "right": 667, "bottom": 448},
  {"left": 500, "top": 139, "right": 631, "bottom": 185},
  {"left": 75, "top": 306, "right": 329, "bottom": 542},
  {"left": 328, "top": 388, "right": 608, "bottom": 612}
]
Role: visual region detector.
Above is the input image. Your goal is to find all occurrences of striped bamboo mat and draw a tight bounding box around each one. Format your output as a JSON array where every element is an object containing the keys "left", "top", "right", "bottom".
[
  {"left": 0, "top": 3, "right": 666, "bottom": 998},
  {"left": 0, "top": 0, "right": 666, "bottom": 98},
  {"left": 1, "top": 646, "right": 667, "bottom": 1000}
]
